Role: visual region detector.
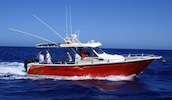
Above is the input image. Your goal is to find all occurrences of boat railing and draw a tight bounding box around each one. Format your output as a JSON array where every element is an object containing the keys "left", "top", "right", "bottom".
[
  {"left": 123, "top": 53, "right": 155, "bottom": 57},
  {"left": 61, "top": 54, "right": 161, "bottom": 64},
  {"left": 78, "top": 53, "right": 159, "bottom": 64},
  {"left": 123, "top": 53, "right": 161, "bottom": 60}
]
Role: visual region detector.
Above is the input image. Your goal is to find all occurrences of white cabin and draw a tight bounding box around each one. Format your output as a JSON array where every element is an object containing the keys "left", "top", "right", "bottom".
[{"left": 36, "top": 34, "right": 125, "bottom": 64}]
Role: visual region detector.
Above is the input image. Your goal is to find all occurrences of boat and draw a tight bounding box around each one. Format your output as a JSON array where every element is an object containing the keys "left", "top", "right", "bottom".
[
  {"left": 25, "top": 35, "right": 161, "bottom": 77},
  {"left": 9, "top": 15, "right": 161, "bottom": 78}
]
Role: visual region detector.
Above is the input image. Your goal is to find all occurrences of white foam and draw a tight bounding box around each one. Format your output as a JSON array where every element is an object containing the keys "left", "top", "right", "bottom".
[
  {"left": 0, "top": 62, "right": 135, "bottom": 81},
  {"left": 0, "top": 62, "right": 26, "bottom": 75},
  {"left": 31, "top": 75, "right": 135, "bottom": 81}
]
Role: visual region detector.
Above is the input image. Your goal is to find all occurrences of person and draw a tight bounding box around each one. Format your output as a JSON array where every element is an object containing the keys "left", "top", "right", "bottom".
[
  {"left": 45, "top": 50, "right": 52, "bottom": 64},
  {"left": 66, "top": 52, "right": 72, "bottom": 62},
  {"left": 80, "top": 48, "right": 89, "bottom": 58},
  {"left": 38, "top": 50, "right": 44, "bottom": 64}
]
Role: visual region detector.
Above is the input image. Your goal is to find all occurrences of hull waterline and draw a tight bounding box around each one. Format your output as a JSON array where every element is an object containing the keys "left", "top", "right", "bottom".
[{"left": 27, "top": 59, "right": 154, "bottom": 77}]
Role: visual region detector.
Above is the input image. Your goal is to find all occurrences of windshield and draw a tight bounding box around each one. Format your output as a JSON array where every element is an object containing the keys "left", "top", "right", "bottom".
[
  {"left": 76, "top": 47, "right": 97, "bottom": 57},
  {"left": 92, "top": 47, "right": 104, "bottom": 54}
]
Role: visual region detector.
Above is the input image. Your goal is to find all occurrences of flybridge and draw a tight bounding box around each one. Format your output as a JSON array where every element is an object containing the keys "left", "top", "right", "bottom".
[
  {"left": 59, "top": 40, "right": 102, "bottom": 48},
  {"left": 36, "top": 40, "right": 102, "bottom": 48}
]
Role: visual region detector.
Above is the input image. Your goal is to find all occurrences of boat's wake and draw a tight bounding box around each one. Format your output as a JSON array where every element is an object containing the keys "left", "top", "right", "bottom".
[{"left": 0, "top": 62, "right": 135, "bottom": 81}]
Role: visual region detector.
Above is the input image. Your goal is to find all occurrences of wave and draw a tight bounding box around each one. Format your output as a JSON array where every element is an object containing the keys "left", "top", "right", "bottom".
[
  {"left": 0, "top": 62, "right": 26, "bottom": 75},
  {"left": 0, "top": 62, "right": 135, "bottom": 81}
]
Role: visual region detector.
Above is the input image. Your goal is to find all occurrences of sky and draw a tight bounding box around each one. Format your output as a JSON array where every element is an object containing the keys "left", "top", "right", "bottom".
[{"left": 0, "top": 0, "right": 172, "bottom": 50}]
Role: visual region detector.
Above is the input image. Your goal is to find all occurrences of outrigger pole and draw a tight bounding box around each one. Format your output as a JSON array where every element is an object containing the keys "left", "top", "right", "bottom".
[
  {"left": 8, "top": 28, "right": 58, "bottom": 45},
  {"left": 33, "top": 15, "right": 66, "bottom": 42}
]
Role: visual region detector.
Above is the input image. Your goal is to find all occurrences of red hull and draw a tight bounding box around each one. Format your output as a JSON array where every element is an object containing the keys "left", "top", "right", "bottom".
[{"left": 28, "top": 59, "right": 154, "bottom": 77}]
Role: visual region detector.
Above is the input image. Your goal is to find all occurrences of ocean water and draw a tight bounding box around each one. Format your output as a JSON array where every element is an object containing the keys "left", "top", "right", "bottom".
[{"left": 0, "top": 47, "right": 172, "bottom": 100}]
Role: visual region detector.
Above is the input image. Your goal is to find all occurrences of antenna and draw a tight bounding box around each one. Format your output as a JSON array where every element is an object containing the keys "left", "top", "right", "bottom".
[
  {"left": 69, "top": 6, "right": 73, "bottom": 34},
  {"left": 8, "top": 28, "right": 58, "bottom": 45},
  {"left": 65, "top": 6, "right": 68, "bottom": 36},
  {"left": 33, "top": 15, "right": 66, "bottom": 42},
  {"left": 78, "top": 29, "right": 80, "bottom": 39}
]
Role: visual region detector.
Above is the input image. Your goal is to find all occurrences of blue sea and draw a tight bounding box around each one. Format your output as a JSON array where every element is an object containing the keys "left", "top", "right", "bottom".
[{"left": 0, "top": 47, "right": 172, "bottom": 100}]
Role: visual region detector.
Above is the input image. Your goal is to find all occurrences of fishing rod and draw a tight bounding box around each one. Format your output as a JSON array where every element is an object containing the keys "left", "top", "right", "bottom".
[
  {"left": 33, "top": 15, "right": 66, "bottom": 42},
  {"left": 8, "top": 28, "right": 58, "bottom": 45}
]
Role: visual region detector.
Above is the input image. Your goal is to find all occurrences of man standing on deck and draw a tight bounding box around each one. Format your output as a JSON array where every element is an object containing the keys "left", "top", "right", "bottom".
[
  {"left": 38, "top": 50, "right": 44, "bottom": 64},
  {"left": 45, "top": 50, "right": 52, "bottom": 64}
]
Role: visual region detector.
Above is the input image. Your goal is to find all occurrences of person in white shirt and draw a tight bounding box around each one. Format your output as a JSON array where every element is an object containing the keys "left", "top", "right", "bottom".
[
  {"left": 45, "top": 50, "right": 52, "bottom": 64},
  {"left": 38, "top": 50, "right": 44, "bottom": 64},
  {"left": 66, "top": 52, "right": 72, "bottom": 62}
]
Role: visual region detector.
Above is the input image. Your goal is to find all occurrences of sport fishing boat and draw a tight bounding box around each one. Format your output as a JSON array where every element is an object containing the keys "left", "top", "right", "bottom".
[
  {"left": 9, "top": 15, "right": 161, "bottom": 77},
  {"left": 24, "top": 34, "right": 161, "bottom": 77}
]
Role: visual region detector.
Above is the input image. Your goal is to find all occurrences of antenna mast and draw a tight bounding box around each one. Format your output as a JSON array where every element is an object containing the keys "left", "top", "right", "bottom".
[
  {"left": 65, "top": 6, "right": 68, "bottom": 37},
  {"left": 78, "top": 29, "right": 80, "bottom": 39},
  {"left": 69, "top": 6, "right": 73, "bottom": 34}
]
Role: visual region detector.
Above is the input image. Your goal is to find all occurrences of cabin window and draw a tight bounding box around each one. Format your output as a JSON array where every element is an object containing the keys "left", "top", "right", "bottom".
[
  {"left": 92, "top": 47, "right": 104, "bottom": 54},
  {"left": 77, "top": 47, "right": 97, "bottom": 57}
]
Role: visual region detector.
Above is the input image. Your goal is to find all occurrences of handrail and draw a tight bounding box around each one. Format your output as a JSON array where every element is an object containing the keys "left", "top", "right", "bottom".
[{"left": 122, "top": 53, "right": 158, "bottom": 57}]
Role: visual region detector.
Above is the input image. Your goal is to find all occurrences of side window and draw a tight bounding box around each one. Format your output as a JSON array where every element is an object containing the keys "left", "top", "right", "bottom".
[
  {"left": 77, "top": 47, "right": 97, "bottom": 57},
  {"left": 93, "top": 47, "right": 104, "bottom": 54}
]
